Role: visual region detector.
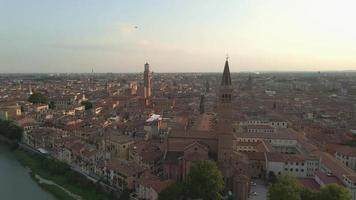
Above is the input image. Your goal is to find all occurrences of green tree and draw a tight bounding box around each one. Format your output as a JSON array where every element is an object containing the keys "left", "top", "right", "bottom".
[
  {"left": 0, "top": 119, "right": 23, "bottom": 141},
  {"left": 268, "top": 175, "right": 352, "bottom": 200},
  {"left": 118, "top": 189, "right": 132, "bottom": 200},
  {"left": 81, "top": 101, "right": 93, "bottom": 110},
  {"left": 158, "top": 182, "right": 184, "bottom": 200},
  {"left": 300, "top": 187, "right": 319, "bottom": 200},
  {"left": 185, "top": 160, "right": 224, "bottom": 200},
  {"left": 268, "top": 175, "right": 301, "bottom": 200},
  {"left": 268, "top": 171, "right": 277, "bottom": 184},
  {"left": 48, "top": 101, "right": 55, "bottom": 109},
  {"left": 28, "top": 92, "right": 48, "bottom": 104},
  {"left": 319, "top": 184, "right": 351, "bottom": 200}
]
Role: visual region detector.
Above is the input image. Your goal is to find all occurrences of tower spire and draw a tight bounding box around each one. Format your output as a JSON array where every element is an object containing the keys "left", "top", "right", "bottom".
[{"left": 221, "top": 57, "right": 232, "bottom": 86}]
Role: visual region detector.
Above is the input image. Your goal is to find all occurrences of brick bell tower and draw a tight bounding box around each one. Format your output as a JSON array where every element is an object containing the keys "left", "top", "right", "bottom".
[
  {"left": 217, "top": 56, "right": 234, "bottom": 163},
  {"left": 143, "top": 62, "right": 152, "bottom": 105}
]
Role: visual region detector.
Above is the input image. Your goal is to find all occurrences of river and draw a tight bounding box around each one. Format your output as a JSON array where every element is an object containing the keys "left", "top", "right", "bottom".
[{"left": 0, "top": 144, "right": 56, "bottom": 200}]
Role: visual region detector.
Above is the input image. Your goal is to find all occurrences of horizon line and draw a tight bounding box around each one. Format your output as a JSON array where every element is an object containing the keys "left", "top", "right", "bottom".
[{"left": 1, "top": 70, "right": 356, "bottom": 75}]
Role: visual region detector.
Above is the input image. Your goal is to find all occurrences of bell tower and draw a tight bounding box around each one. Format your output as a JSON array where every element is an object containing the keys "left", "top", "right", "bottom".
[
  {"left": 143, "top": 62, "right": 152, "bottom": 106},
  {"left": 217, "top": 57, "right": 234, "bottom": 163},
  {"left": 144, "top": 62, "right": 152, "bottom": 99}
]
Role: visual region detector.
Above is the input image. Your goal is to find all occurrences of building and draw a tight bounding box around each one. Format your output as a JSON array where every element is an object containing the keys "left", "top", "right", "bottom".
[
  {"left": 334, "top": 145, "right": 356, "bottom": 171},
  {"left": 266, "top": 152, "right": 319, "bottom": 178},
  {"left": 129, "top": 141, "right": 163, "bottom": 176},
  {"left": 0, "top": 103, "right": 21, "bottom": 120},
  {"left": 101, "top": 159, "right": 147, "bottom": 192},
  {"left": 136, "top": 172, "right": 173, "bottom": 200},
  {"left": 163, "top": 58, "right": 251, "bottom": 200},
  {"left": 104, "top": 134, "right": 135, "bottom": 160},
  {"left": 51, "top": 95, "right": 75, "bottom": 110}
]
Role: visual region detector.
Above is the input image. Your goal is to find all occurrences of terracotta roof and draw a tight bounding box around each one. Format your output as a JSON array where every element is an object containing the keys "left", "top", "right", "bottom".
[
  {"left": 190, "top": 113, "right": 216, "bottom": 132},
  {"left": 266, "top": 152, "right": 305, "bottom": 162},
  {"left": 335, "top": 145, "right": 356, "bottom": 157},
  {"left": 107, "top": 159, "right": 147, "bottom": 177},
  {"left": 319, "top": 152, "right": 355, "bottom": 181},
  {"left": 130, "top": 142, "right": 163, "bottom": 162},
  {"left": 69, "top": 142, "right": 85, "bottom": 156},
  {"left": 138, "top": 173, "right": 173, "bottom": 193},
  {"left": 244, "top": 152, "right": 266, "bottom": 161},
  {"left": 315, "top": 171, "right": 343, "bottom": 186},
  {"left": 298, "top": 178, "right": 320, "bottom": 191}
]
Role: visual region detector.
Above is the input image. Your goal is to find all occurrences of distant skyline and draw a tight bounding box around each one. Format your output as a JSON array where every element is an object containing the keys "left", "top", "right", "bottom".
[{"left": 1, "top": 0, "right": 356, "bottom": 73}]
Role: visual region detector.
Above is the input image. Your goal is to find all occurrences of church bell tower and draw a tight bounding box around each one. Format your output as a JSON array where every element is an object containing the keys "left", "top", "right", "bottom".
[{"left": 217, "top": 57, "right": 234, "bottom": 163}]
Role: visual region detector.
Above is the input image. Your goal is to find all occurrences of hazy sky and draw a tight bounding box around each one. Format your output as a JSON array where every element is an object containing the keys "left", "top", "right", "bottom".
[{"left": 1, "top": 0, "right": 356, "bottom": 73}]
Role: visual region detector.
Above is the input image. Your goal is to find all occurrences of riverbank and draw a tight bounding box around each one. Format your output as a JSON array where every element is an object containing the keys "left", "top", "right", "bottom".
[
  {"left": 33, "top": 174, "right": 80, "bottom": 200},
  {"left": 0, "top": 144, "right": 56, "bottom": 200},
  {"left": 14, "top": 149, "right": 112, "bottom": 200},
  {"left": 0, "top": 135, "right": 18, "bottom": 149}
]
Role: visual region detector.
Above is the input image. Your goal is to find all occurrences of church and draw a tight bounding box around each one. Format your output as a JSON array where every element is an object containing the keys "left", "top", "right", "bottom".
[{"left": 162, "top": 58, "right": 251, "bottom": 200}]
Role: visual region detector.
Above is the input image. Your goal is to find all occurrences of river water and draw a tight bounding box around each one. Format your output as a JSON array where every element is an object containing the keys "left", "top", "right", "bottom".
[{"left": 0, "top": 144, "right": 56, "bottom": 200}]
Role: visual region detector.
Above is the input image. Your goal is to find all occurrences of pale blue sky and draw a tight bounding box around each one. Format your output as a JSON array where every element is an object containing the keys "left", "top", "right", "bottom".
[{"left": 1, "top": 0, "right": 356, "bottom": 73}]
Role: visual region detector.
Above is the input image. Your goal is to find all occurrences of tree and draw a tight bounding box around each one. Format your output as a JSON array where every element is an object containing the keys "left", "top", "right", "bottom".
[
  {"left": 319, "top": 184, "right": 351, "bottom": 200},
  {"left": 268, "top": 171, "right": 277, "bottom": 184},
  {"left": 81, "top": 100, "right": 93, "bottom": 110},
  {"left": 28, "top": 92, "right": 48, "bottom": 104},
  {"left": 158, "top": 183, "right": 184, "bottom": 200},
  {"left": 118, "top": 189, "right": 131, "bottom": 200},
  {"left": 0, "top": 119, "right": 23, "bottom": 141},
  {"left": 268, "top": 175, "right": 301, "bottom": 200},
  {"left": 268, "top": 175, "right": 351, "bottom": 200},
  {"left": 48, "top": 101, "right": 55, "bottom": 109},
  {"left": 185, "top": 160, "right": 224, "bottom": 200},
  {"left": 300, "top": 187, "right": 319, "bottom": 200}
]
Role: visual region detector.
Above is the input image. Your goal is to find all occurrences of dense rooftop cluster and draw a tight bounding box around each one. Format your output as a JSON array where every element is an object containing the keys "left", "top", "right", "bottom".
[{"left": 1, "top": 64, "right": 356, "bottom": 200}]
